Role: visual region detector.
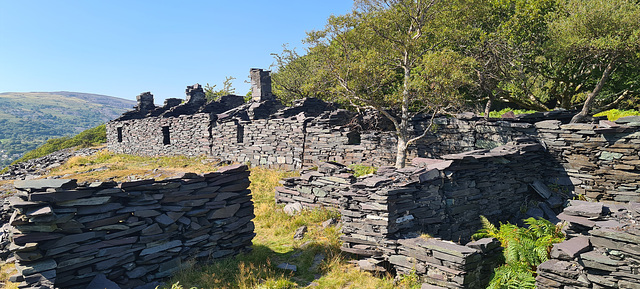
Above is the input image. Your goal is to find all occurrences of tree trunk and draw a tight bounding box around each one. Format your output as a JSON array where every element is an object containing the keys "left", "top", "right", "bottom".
[
  {"left": 396, "top": 54, "right": 411, "bottom": 169},
  {"left": 570, "top": 60, "right": 615, "bottom": 123},
  {"left": 395, "top": 136, "right": 408, "bottom": 168},
  {"left": 484, "top": 93, "right": 493, "bottom": 120}
]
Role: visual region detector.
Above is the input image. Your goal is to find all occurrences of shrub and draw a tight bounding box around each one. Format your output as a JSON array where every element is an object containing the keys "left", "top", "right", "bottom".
[{"left": 472, "top": 216, "right": 565, "bottom": 289}]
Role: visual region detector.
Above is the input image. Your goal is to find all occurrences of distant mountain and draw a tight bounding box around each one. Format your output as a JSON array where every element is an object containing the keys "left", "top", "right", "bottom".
[{"left": 0, "top": 91, "right": 135, "bottom": 167}]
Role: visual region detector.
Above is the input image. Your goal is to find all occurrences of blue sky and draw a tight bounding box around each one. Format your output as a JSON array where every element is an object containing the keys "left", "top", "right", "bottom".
[{"left": 0, "top": 1, "right": 353, "bottom": 102}]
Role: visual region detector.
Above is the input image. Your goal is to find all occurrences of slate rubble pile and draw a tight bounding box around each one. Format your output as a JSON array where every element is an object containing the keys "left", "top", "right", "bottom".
[
  {"left": 0, "top": 147, "right": 101, "bottom": 181},
  {"left": 7, "top": 164, "right": 254, "bottom": 289},
  {"left": 536, "top": 200, "right": 640, "bottom": 289}
]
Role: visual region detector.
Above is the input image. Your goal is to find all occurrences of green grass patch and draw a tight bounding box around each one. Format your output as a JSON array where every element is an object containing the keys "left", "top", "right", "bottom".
[
  {"left": 480, "top": 108, "right": 538, "bottom": 118},
  {"left": 348, "top": 164, "right": 377, "bottom": 177},
  {"left": 11, "top": 124, "right": 107, "bottom": 165},
  {"left": 593, "top": 109, "right": 640, "bottom": 121},
  {"left": 160, "top": 167, "right": 421, "bottom": 289}
]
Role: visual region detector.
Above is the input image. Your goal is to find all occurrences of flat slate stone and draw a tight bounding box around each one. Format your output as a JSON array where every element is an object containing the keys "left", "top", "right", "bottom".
[
  {"left": 86, "top": 273, "right": 121, "bottom": 289},
  {"left": 415, "top": 238, "right": 478, "bottom": 257},
  {"left": 13, "top": 232, "right": 64, "bottom": 245},
  {"left": 208, "top": 204, "right": 241, "bottom": 219},
  {"left": 155, "top": 214, "right": 175, "bottom": 226},
  {"left": 14, "top": 179, "right": 77, "bottom": 190},
  {"left": 140, "top": 240, "right": 182, "bottom": 256},
  {"left": 216, "top": 164, "right": 248, "bottom": 173},
  {"left": 57, "top": 196, "right": 111, "bottom": 207},
  {"left": 564, "top": 201, "right": 603, "bottom": 218},
  {"left": 552, "top": 236, "right": 590, "bottom": 259},
  {"left": 119, "top": 179, "right": 155, "bottom": 189},
  {"left": 276, "top": 262, "right": 297, "bottom": 272},
  {"left": 530, "top": 180, "right": 553, "bottom": 199},
  {"left": 557, "top": 213, "right": 595, "bottom": 228},
  {"left": 52, "top": 232, "right": 97, "bottom": 247},
  {"left": 16, "top": 259, "right": 57, "bottom": 276},
  {"left": 615, "top": 115, "right": 640, "bottom": 124},
  {"left": 26, "top": 206, "right": 53, "bottom": 217},
  {"left": 29, "top": 190, "right": 94, "bottom": 202}
]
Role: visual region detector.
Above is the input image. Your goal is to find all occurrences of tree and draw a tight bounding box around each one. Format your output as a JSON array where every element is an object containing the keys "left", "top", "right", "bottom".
[
  {"left": 307, "top": 0, "right": 475, "bottom": 168},
  {"left": 270, "top": 45, "right": 333, "bottom": 105},
  {"left": 547, "top": 0, "right": 640, "bottom": 123},
  {"left": 204, "top": 76, "right": 237, "bottom": 102}
]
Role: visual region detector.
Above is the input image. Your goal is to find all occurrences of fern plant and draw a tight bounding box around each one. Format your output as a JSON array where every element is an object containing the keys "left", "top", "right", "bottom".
[{"left": 472, "top": 216, "right": 565, "bottom": 289}]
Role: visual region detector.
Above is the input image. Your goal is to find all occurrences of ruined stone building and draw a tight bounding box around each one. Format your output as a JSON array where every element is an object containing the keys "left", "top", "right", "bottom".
[{"left": 107, "top": 68, "right": 640, "bottom": 204}]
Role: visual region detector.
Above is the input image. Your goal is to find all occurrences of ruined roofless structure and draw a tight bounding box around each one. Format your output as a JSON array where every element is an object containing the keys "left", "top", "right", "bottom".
[{"left": 106, "top": 68, "right": 346, "bottom": 170}]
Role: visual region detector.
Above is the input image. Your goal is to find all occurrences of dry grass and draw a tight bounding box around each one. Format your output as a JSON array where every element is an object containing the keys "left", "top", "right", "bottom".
[
  {"left": 0, "top": 262, "right": 18, "bottom": 289},
  {"left": 46, "top": 150, "right": 222, "bottom": 183}
]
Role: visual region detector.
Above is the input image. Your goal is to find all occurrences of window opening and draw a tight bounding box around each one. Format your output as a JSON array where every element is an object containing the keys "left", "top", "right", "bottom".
[
  {"left": 162, "top": 126, "right": 170, "bottom": 145},
  {"left": 117, "top": 127, "right": 123, "bottom": 143},
  {"left": 347, "top": 131, "right": 361, "bottom": 145}
]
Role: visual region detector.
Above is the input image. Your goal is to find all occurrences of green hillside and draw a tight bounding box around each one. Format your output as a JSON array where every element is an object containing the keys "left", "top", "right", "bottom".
[{"left": 0, "top": 91, "right": 135, "bottom": 167}]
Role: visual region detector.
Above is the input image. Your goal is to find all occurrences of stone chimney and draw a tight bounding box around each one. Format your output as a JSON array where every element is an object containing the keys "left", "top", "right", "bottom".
[
  {"left": 136, "top": 92, "right": 155, "bottom": 112},
  {"left": 250, "top": 68, "right": 273, "bottom": 102},
  {"left": 185, "top": 84, "right": 206, "bottom": 106}
]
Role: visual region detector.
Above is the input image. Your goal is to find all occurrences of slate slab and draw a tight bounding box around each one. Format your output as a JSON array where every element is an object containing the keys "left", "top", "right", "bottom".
[
  {"left": 86, "top": 273, "right": 121, "bottom": 289},
  {"left": 277, "top": 263, "right": 297, "bottom": 272},
  {"left": 530, "top": 180, "right": 553, "bottom": 199},
  {"left": 140, "top": 240, "right": 182, "bottom": 256},
  {"left": 551, "top": 236, "right": 590, "bottom": 260},
  {"left": 564, "top": 202, "right": 603, "bottom": 218},
  {"left": 16, "top": 259, "right": 57, "bottom": 276},
  {"left": 14, "top": 179, "right": 77, "bottom": 190}
]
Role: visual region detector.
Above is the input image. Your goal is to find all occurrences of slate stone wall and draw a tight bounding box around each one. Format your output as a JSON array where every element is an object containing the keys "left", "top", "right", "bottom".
[
  {"left": 276, "top": 142, "right": 551, "bottom": 288},
  {"left": 7, "top": 164, "right": 254, "bottom": 289},
  {"left": 107, "top": 113, "right": 213, "bottom": 157},
  {"left": 210, "top": 118, "right": 306, "bottom": 170},
  {"left": 532, "top": 118, "right": 640, "bottom": 202},
  {"left": 389, "top": 237, "right": 503, "bottom": 289},
  {"left": 536, "top": 200, "right": 640, "bottom": 289},
  {"left": 107, "top": 92, "right": 640, "bottom": 204}
]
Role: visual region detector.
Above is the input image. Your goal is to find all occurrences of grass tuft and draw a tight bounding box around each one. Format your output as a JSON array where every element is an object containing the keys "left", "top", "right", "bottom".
[{"left": 593, "top": 109, "right": 640, "bottom": 121}]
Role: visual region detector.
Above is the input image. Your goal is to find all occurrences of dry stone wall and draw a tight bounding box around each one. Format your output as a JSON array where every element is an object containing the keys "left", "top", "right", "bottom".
[
  {"left": 210, "top": 117, "right": 306, "bottom": 170},
  {"left": 276, "top": 141, "right": 556, "bottom": 288},
  {"left": 7, "top": 164, "right": 254, "bottom": 289},
  {"left": 107, "top": 113, "right": 213, "bottom": 157},
  {"left": 533, "top": 117, "right": 640, "bottom": 202},
  {"left": 107, "top": 92, "right": 640, "bottom": 204}
]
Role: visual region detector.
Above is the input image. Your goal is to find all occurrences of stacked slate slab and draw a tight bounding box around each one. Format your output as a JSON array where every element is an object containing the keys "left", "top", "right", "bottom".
[
  {"left": 275, "top": 162, "right": 355, "bottom": 209},
  {"left": 388, "top": 237, "right": 503, "bottom": 289},
  {"left": 7, "top": 164, "right": 255, "bottom": 289},
  {"left": 536, "top": 201, "right": 640, "bottom": 289},
  {"left": 533, "top": 117, "right": 640, "bottom": 202}
]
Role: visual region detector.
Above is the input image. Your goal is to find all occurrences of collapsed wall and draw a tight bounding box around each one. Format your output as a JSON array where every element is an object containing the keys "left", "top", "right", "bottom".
[
  {"left": 536, "top": 200, "right": 640, "bottom": 288},
  {"left": 7, "top": 164, "right": 254, "bottom": 289}
]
